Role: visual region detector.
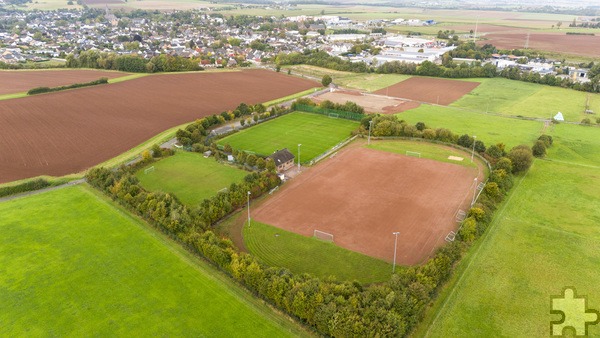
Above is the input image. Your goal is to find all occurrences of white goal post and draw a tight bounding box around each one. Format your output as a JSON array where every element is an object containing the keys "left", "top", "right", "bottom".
[
  {"left": 328, "top": 113, "right": 339, "bottom": 119},
  {"left": 144, "top": 166, "right": 155, "bottom": 174},
  {"left": 405, "top": 151, "right": 421, "bottom": 158},
  {"left": 314, "top": 229, "right": 334, "bottom": 242}
]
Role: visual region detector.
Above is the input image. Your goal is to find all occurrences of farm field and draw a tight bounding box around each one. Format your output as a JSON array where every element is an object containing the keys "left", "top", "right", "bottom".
[
  {"left": 0, "top": 69, "right": 131, "bottom": 96},
  {"left": 480, "top": 32, "right": 600, "bottom": 58},
  {"left": 420, "top": 159, "right": 600, "bottom": 337},
  {"left": 398, "top": 105, "right": 544, "bottom": 148},
  {"left": 452, "top": 78, "right": 600, "bottom": 122},
  {"left": 243, "top": 221, "right": 392, "bottom": 284},
  {"left": 0, "top": 69, "right": 318, "bottom": 184},
  {"left": 136, "top": 151, "right": 248, "bottom": 207},
  {"left": 0, "top": 185, "right": 302, "bottom": 336},
  {"left": 375, "top": 77, "right": 480, "bottom": 105},
  {"left": 253, "top": 141, "right": 483, "bottom": 265},
  {"left": 217, "top": 112, "right": 359, "bottom": 161}
]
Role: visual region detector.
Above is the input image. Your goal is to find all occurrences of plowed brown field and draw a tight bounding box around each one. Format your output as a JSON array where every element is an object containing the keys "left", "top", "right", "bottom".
[
  {"left": 375, "top": 77, "right": 480, "bottom": 105},
  {"left": 253, "top": 143, "right": 482, "bottom": 265},
  {"left": 480, "top": 32, "right": 600, "bottom": 58},
  {"left": 0, "top": 69, "right": 130, "bottom": 95},
  {"left": 0, "top": 70, "right": 318, "bottom": 183}
]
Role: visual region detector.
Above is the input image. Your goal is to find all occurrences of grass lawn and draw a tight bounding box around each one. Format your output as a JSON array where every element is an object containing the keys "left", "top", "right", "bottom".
[
  {"left": 0, "top": 185, "right": 304, "bottom": 337},
  {"left": 243, "top": 221, "right": 392, "bottom": 284},
  {"left": 217, "top": 112, "right": 359, "bottom": 162},
  {"left": 452, "top": 78, "right": 600, "bottom": 122},
  {"left": 366, "top": 140, "right": 480, "bottom": 169},
  {"left": 416, "top": 119, "right": 600, "bottom": 337},
  {"left": 136, "top": 151, "right": 248, "bottom": 206},
  {"left": 397, "top": 105, "right": 544, "bottom": 148}
]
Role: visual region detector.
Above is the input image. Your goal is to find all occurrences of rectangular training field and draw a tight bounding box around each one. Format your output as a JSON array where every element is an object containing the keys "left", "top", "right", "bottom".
[
  {"left": 0, "top": 70, "right": 318, "bottom": 183},
  {"left": 217, "top": 112, "right": 359, "bottom": 162},
  {"left": 253, "top": 144, "right": 482, "bottom": 265},
  {"left": 0, "top": 69, "right": 130, "bottom": 95},
  {"left": 375, "top": 77, "right": 480, "bottom": 105},
  {"left": 136, "top": 151, "right": 248, "bottom": 206}
]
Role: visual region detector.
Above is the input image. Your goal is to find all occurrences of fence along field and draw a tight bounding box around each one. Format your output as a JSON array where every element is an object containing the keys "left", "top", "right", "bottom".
[
  {"left": 217, "top": 111, "right": 359, "bottom": 162},
  {"left": 0, "top": 185, "right": 300, "bottom": 336},
  {"left": 253, "top": 141, "right": 485, "bottom": 265},
  {"left": 0, "top": 69, "right": 318, "bottom": 184}
]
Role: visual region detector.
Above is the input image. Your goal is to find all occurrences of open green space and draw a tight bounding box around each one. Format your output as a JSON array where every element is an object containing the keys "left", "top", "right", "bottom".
[
  {"left": 397, "top": 105, "right": 544, "bottom": 148},
  {"left": 0, "top": 185, "right": 303, "bottom": 337},
  {"left": 453, "top": 78, "right": 600, "bottom": 122},
  {"left": 243, "top": 221, "right": 392, "bottom": 284},
  {"left": 136, "top": 151, "right": 248, "bottom": 207},
  {"left": 366, "top": 140, "right": 479, "bottom": 169},
  {"left": 217, "top": 112, "right": 359, "bottom": 162},
  {"left": 416, "top": 119, "right": 600, "bottom": 336},
  {"left": 419, "top": 159, "right": 600, "bottom": 337}
]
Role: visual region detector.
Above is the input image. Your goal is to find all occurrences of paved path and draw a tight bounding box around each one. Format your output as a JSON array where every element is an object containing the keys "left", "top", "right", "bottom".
[{"left": 0, "top": 179, "right": 86, "bottom": 203}]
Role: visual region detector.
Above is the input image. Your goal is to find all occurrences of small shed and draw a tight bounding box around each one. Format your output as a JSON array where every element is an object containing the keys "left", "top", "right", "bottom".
[
  {"left": 554, "top": 112, "right": 564, "bottom": 121},
  {"left": 268, "top": 148, "right": 295, "bottom": 172}
]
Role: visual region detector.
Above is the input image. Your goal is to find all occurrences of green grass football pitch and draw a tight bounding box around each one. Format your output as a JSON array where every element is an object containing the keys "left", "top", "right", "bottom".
[
  {"left": 0, "top": 185, "right": 303, "bottom": 336},
  {"left": 136, "top": 151, "right": 248, "bottom": 206},
  {"left": 414, "top": 123, "right": 600, "bottom": 337},
  {"left": 243, "top": 221, "right": 392, "bottom": 284},
  {"left": 217, "top": 112, "right": 359, "bottom": 162}
]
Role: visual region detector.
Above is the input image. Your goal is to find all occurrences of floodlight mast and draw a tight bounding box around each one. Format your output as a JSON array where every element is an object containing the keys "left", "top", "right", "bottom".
[
  {"left": 392, "top": 232, "right": 400, "bottom": 273},
  {"left": 247, "top": 191, "right": 251, "bottom": 226},
  {"left": 368, "top": 120, "right": 373, "bottom": 145},
  {"left": 297, "top": 144, "right": 301, "bottom": 170}
]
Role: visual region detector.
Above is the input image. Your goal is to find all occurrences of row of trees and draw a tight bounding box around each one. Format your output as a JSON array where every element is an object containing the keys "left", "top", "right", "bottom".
[
  {"left": 84, "top": 106, "right": 529, "bottom": 336},
  {"left": 66, "top": 50, "right": 202, "bottom": 73},
  {"left": 27, "top": 77, "right": 108, "bottom": 95}
]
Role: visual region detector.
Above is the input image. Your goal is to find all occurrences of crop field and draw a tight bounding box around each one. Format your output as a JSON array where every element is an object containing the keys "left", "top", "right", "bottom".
[
  {"left": 0, "top": 69, "right": 318, "bottom": 184},
  {"left": 480, "top": 32, "right": 600, "bottom": 58},
  {"left": 243, "top": 221, "right": 392, "bottom": 284},
  {"left": 375, "top": 77, "right": 480, "bottom": 105},
  {"left": 136, "top": 151, "right": 248, "bottom": 207},
  {"left": 217, "top": 112, "right": 359, "bottom": 162},
  {"left": 0, "top": 69, "right": 130, "bottom": 96},
  {"left": 253, "top": 142, "right": 484, "bottom": 265},
  {"left": 0, "top": 185, "right": 301, "bottom": 336}
]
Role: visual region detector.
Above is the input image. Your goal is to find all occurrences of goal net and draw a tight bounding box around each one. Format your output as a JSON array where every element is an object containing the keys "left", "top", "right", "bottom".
[
  {"left": 144, "top": 166, "right": 155, "bottom": 174},
  {"left": 328, "top": 113, "right": 339, "bottom": 119},
  {"left": 314, "top": 229, "right": 334, "bottom": 242},
  {"left": 406, "top": 151, "right": 421, "bottom": 158}
]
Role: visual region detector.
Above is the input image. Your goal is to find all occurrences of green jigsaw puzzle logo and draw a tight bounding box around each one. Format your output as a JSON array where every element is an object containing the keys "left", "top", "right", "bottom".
[{"left": 551, "top": 287, "right": 600, "bottom": 336}]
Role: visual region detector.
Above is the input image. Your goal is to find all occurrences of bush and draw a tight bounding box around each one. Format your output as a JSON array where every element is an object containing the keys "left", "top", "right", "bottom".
[
  {"left": 538, "top": 134, "right": 553, "bottom": 147},
  {"left": 494, "top": 157, "right": 513, "bottom": 173},
  {"left": 581, "top": 118, "right": 592, "bottom": 125},
  {"left": 532, "top": 140, "right": 547, "bottom": 157},
  {"left": 0, "top": 178, "right": 51, "bottom": 198},
  {"left": 321, "top": 75, "right": 332, "bottom": 86},
  {"left": 508, "top": 145, "right": 533, "bottom": 174}
]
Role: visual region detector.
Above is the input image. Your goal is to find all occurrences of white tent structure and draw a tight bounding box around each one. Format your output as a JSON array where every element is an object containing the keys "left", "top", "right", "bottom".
[{"left": 554, "top": 112, "right": 565, "bottom": 121}]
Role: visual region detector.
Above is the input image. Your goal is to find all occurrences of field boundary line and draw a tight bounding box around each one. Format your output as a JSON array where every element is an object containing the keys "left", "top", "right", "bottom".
[
  {"left": 0, "top": 179, "right": 85, "bottom": 203},
  {"left": 424, "top": 168, "right": 530, "bottom": 337}
]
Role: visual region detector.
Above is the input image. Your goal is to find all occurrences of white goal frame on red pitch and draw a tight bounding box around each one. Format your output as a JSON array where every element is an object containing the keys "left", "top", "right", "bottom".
[{"left": 314, "top": 229, "right": 334, "bottom": 242}]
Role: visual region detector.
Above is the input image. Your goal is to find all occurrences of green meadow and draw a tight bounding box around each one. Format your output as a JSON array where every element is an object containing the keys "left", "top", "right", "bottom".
[
  {"left": 218, "top": 112, "right": 359, "bottom": 162},
  {"left": 136, "top": 151, "right": 248, "bottom": 206},
  {"left": 0, "top": 185, "right": 303, "bottom": 337},
  {"left": 243, "top": 221, "right": 392, "bottom": 284},
  {"left": 415, "top": 112, "right": 600, "bottom": 336}
]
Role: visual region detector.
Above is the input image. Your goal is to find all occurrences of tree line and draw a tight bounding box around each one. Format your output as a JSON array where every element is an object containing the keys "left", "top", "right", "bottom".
[
  {"left": 27, "top": 77, "right": 108, "bottom": 95},
  {"left": 66, "top": 50, "right": 202, "bottom": 73},
  {"left": 84, "top": 106, "right": 538, "bottom": 336}
]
